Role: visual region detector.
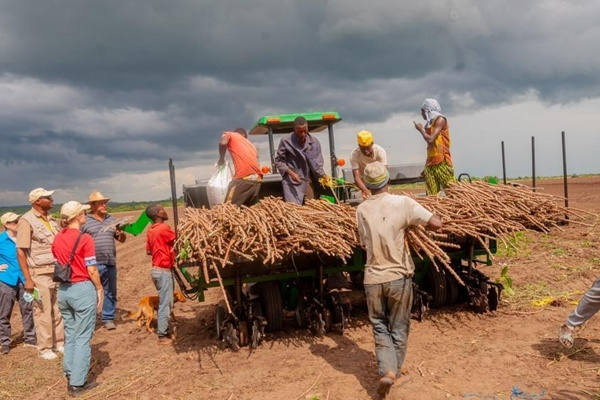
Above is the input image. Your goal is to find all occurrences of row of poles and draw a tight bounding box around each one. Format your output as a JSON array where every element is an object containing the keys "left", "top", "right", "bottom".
[{"left": 500, "top": 131, "right": 569, "bottom": 211}]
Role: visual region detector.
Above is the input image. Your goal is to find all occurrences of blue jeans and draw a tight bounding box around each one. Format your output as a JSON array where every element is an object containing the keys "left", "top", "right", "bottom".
[
  {"left": 365, "top": 278, "right": 413, "bottom": 377},
  {"left": 58, "top": 280, "right": 97, "bottom": 387},
  {"left": 151, "top": 268, "right": 174, "bottom": 337},
  {"left": 96, "top": 264, "right": 117, "bottom": 322}
]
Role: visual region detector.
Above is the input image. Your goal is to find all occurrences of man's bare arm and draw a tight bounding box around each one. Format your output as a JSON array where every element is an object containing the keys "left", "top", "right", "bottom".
[
  {"left": 413, "top": 117, "right": 446, "bottom": 144},
  {"left": 217, "top": 134, "right": 230, "bottom": 166},
  {"left": 426, "top": 215, "right": 443, "bottom": 231},
  {"left": 352, "top": 169, "right": 370, "bottom": 198},
  {"left": 17, "top": 248, "right": 35, "bottom": 291}
]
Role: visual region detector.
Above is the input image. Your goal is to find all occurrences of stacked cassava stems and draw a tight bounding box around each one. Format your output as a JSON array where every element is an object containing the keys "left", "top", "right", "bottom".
[
  {"left": 406, "top": 181, "right": 593, "bottom": 284},
  {"left": 176, "top": 181, "right": 593, "bottom": 290}
]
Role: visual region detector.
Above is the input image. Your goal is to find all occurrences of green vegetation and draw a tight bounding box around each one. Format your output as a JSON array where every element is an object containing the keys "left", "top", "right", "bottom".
[
  {"left": 496, "top": 266, "right": 514, "bottom": 296},
  {"left": 0, "top": 197, "right": 183, "bottom": 217},
  {"left": 589, "top": 256, "right": 600, "bottom": 266},
  {"left": 495, "top": 231, "right": 530, "bottom": 257},
  {"left": 552, "top": 248, "right": 567, "bottom": 256}
]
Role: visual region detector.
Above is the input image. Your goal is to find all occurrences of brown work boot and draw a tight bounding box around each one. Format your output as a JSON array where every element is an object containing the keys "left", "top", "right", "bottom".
[
  {"left": 157, "top": 336, "right": 173, "bottom": 346},
  {"left": 376, "top": 372, "right": 396, "bottom": 398}
]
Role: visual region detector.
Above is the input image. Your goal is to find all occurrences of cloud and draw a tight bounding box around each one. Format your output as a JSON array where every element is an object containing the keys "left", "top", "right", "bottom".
[{"left": 1, "top": 1, "right": 600, "bottom": 206}]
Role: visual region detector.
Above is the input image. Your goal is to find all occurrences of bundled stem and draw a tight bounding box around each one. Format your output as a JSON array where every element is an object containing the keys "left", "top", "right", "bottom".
[{"left": 176, "top": 182, "right": 594, "bottom": 285}]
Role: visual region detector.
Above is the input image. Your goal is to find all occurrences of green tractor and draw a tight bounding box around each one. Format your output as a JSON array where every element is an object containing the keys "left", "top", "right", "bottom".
[{"left": 176, "top": 112, "right": 498, "bottom": 351}]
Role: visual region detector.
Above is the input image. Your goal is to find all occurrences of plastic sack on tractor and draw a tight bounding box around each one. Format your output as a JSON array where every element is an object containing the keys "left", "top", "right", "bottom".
[{"left": 207, "top": 162, "right": 233, "bottom": 208}]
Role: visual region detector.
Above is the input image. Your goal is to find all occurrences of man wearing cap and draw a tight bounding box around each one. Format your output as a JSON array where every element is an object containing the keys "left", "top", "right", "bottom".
[
  {"left": 217, "top": 128, "right": 263, "bottom": 207},
  {"left": 356, "top": 161, "right": 442, "bottom": 398},
  {"left": 274, "top": 116, "right": 327, "bottom": 205},
  {"left": 350, "top": 131, "right": 388, "bottom": 199},
  {"left": 81, "top": 192, "right": 126, "bottom": 330},
  {"left": 0, "top": 212, "right": 36, "bottom": 354},
  {"left": 16, "top": 188, "right": 64, "bottom": 360}
]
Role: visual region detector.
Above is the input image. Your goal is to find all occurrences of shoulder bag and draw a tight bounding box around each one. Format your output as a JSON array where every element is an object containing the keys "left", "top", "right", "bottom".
[{"left": 52, "top": 232, "right": 84, "bottom": 283}]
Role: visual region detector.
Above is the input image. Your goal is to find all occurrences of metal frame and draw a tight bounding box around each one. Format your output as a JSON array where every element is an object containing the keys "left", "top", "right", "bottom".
[{"left": 178, "top": 241, "right": 496, "bottom": 302}]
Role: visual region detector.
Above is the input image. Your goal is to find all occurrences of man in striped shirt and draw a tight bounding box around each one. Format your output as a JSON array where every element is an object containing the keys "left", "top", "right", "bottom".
[{"left": 81, "top": 192, "right": 126, "bottom": 330}]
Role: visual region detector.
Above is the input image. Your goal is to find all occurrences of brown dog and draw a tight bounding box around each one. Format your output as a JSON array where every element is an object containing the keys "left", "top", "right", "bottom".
[{"left": 129, "top": 291, "right": 187, "bottom": 333}]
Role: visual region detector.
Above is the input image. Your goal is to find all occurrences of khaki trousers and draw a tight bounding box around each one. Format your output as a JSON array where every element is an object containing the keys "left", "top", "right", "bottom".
[{"left": 31, "top": 272, "right": 65, "bottom": 353}]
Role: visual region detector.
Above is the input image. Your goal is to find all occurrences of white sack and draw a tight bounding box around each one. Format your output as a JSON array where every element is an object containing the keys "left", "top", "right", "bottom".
[{"left": 207, "top": 162, "right": 233, "bottom": 208}]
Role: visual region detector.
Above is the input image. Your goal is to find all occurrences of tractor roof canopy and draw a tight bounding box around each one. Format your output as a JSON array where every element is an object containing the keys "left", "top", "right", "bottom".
[{"left": 249, "top": 112, "right": 342, "bottom": 135}]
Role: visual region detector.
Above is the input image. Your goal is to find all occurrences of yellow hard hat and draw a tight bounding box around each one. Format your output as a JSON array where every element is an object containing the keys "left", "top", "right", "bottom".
[{"left": 357, "top": 130, "right": 374, "bottom": 147}]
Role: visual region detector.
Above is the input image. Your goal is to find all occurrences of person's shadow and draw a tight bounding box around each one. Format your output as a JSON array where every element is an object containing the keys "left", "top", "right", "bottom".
[
  {"left": 89, "top": 340, "right": 111, "bottom": 382},
  {"left": 531, "top": 337, "right": 600, "bottom": 364},
  {"left": 171, "top": 303, "right": 227, "bottom": 372},
  {"left": 308, "top": 313, "right": 382, "bottom": 399}
]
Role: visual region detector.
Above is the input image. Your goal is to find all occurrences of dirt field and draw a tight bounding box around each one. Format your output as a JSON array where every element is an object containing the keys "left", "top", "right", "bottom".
[{"left": 2, "top": 177, "right": 600, "bottom": 400}]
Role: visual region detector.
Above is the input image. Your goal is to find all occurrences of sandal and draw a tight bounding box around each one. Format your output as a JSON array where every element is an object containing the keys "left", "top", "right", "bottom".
[{"left": 559, "top": 324, "right": 574, "bottom": 348}]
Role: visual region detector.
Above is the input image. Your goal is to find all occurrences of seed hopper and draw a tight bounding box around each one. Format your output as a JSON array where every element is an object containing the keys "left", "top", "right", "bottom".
[{"left": 174, "top": 112, "right": 499, "bottom": 351}]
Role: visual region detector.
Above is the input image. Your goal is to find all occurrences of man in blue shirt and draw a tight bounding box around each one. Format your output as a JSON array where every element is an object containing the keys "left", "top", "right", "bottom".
[
  {"left": 0, "top": 212, "right": 36, "bottom": 354},
  {"left": 81, "top": 192, "right": 126, "bottom": 330}
]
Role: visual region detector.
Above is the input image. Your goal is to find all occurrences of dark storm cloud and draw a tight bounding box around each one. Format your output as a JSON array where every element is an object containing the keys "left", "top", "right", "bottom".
[{"left": 1, "top": 0, "right": 600, "bottom": 204}]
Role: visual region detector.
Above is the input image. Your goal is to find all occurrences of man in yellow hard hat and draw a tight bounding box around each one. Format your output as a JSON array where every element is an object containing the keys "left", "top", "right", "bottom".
[{"left": 350, "top": 131, "right": 388, "bottom": 199}]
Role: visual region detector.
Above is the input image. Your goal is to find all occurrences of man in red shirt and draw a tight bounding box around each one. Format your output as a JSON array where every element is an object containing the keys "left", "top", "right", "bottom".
[
  {"left": 217, "top": 128, "right": 263, "bottom": 206},
  {"left": 145, "top": 204, "right": 176, "bottom": 345}
]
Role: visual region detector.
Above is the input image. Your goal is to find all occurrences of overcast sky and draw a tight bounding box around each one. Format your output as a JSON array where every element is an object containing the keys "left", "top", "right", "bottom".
[{"left": 1, "top": 1, "right": 599, "bottom": 206}]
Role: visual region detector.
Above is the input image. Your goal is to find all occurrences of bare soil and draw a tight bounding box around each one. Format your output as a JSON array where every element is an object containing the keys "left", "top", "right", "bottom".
[{"left": 2, "top": 177, "right": 600, "bottom": 400}]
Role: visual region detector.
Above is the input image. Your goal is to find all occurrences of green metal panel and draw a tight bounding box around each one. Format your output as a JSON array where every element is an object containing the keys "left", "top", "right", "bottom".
[
  {"left": 249, "top": 112, "right": 341, "bottom": 135},
  {"left": 186, "top": 239, "right": 498, "bottom": 299}
]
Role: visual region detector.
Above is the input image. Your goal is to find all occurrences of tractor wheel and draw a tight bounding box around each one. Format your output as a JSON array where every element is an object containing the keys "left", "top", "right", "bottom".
[
  {"left": 332, "top": 304, "right": 345, "bottom": 334},
  {"left": 238, "top": 320, "right": 249, "bottom": 347},
  {"left": 324, "top": 308, "right": 332, "bottom": 333},
  {"left": 257, "top": 282, "right": 284, "bottom": 332},
  {"left": 350, "top": 271, "right": 364, "bottom": 289},
  {"left": 215, "top": 301, "right": 227, "bottom": 340},
  {"left": 426, "top": 264, "right": 447, "bottom": 308},
  {"left": 445, "top": 269, "right": 459, "bottom": 305},
  {"left": 295, "top": 301, "right": 308, "bottom": 329},
  {"left": 488, "top": 286, "right": 499, "bottom": 311}
]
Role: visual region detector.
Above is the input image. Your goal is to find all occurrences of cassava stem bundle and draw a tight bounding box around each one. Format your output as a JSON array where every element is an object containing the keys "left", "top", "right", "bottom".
[{"left": 176, "top": 181, "right": 593, "bottom": 288}]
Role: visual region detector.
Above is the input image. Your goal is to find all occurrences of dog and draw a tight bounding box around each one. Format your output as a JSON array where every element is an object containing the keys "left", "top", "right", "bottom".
[{"left": 129, "top": 291, "right": 187, "bottom": 333}]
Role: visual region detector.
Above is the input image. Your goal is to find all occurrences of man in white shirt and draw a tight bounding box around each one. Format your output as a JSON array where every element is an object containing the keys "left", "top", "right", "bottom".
[
  {"left": 350, "top": 131, "right": 387, "bottom": 199},
  {"left": 356, "top": 161, "right": 441, "bottom": 398}
]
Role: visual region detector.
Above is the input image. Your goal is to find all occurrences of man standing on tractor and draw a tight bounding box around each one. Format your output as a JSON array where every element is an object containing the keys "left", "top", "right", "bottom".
[
  {"left": 218, "top": 128, "right": 263, "bottom": 207},
  {"left": 356, "top": 161, "right": 442, "bottom": 398},
  {"left": 274, "top": 116, "right": 327, "bottom": 205},
  {"left": 350, "top": 130, "right": 388, "bottom": 199},
  {"left": 413, "top": 98, "right": 455, "bottom": 195}
]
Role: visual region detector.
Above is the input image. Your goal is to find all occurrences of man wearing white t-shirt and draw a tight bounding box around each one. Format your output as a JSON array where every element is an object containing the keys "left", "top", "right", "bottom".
[
  {"left": 350, "top": 131, "right": 387, "bottom": 199},
  {"left": 356, "top": 161, "right": 441, "bottom": 398}
]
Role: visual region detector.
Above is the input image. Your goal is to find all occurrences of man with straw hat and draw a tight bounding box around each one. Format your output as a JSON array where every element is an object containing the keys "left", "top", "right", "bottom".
[
  {"left": 350, "top": 130, "right": 388, "bottom": 199},
  {"left": 81, "top": 192, "right": 126, "bottom": 330},
  {"left": 356, "top": 161, "right": 442, "bottom": 398}
]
